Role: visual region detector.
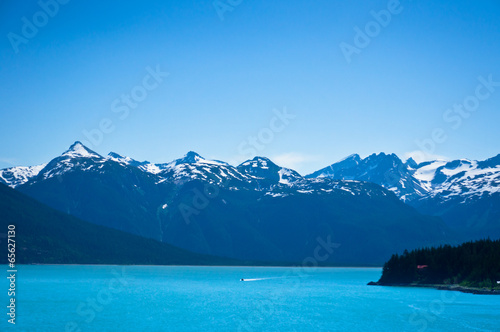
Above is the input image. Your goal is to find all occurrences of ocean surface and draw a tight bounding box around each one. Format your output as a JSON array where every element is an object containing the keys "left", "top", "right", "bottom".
[{"left": 1, "top": 265, "right": 499, "bottom": 331}]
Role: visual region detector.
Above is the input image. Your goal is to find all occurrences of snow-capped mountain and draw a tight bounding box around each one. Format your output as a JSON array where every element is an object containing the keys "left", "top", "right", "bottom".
[
  {"left": 418, "top": 157, "right": 500, "bottom": 202},
  {"left": 237, "top": 157, "right": 301, "bottom": 183},
  {"left": 2, "top": 143, "right": 498, "bottom": 210},
  {"left": 307, "top": 153, "right": 429, "bottom": 201},
  {"left": 36, "top": 142, "right": 105, "bottom": 181},
  {"left": 151, "top": 151, "right": 253, "bottom": 187},
  {"left": 308, "top": 153, "right": 500, "bottom": 204},
  {"left": 0, "top": 142, "right": 104, "bottom": 188},
  {"left": 307, "top": 153, "right": 500, "bottom": 239},
  {"left": 0, "top": 164, "right": 46, "bottom": 188},
  {"left": 0, "top": 142, "right": 451, "bottom": 265}
]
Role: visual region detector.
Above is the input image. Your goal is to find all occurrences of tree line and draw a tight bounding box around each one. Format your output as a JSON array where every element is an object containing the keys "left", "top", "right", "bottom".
[{"left": 379, "top": 239, "right": 500, "bottom": 289}]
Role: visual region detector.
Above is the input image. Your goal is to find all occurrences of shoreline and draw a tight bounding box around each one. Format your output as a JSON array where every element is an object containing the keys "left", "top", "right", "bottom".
[
  {"left": 367, "top": 281, "right": 500, "bottom": 295},
  {"left": 1, "top": 263, "right": 383, "bottom": 269}
]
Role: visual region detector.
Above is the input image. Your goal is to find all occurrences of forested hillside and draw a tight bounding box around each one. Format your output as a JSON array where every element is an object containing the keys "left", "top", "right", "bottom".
[{"left": 377, "top": 239, "right": 500, "bottom": 289}]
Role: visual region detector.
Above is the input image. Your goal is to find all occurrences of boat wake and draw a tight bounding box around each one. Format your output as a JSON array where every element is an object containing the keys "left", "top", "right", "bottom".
[{"left": 240, "top": 277, "right": 282, "bottom": 282}]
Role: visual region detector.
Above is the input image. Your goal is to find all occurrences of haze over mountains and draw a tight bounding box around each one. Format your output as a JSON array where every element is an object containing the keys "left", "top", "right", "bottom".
[{"left": 1, "top": 142, "right": 498, "bottom": 265}]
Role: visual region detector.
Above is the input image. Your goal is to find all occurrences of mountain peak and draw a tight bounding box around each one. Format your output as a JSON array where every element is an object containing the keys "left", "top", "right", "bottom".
[
  {"left": 239, "top": 156, "right": 277, "bottom": 169},
  {"left": 305, "top": 154, "right": 361, "bottom": 178},
  {"left": 63, "top": 142, "right": 101, "bottom": 159},
  {"left": 251, "top": 156, "right": 274, "bottom": 163},
  {"left": 179, "top": 151, "right": 203, "bottom": 164},
  {"left": 338, "top": 154, "right": 361, "bottom": 163},
  {"left": 237, "top": 156, "right": 291, "bottom": 182},
  {"left": 69, "top": 141, "right": 84, "bottom": 149},
  {"left": 367, "top": 152, "right": 399, "bottom": 160},
  {"left": 186, "top": 150, "right": 202, "bottom": 158},
  {"left": 108, "top": 152, "right": 124, "bottom": 159},
  {"left": 405, "top": 157, "right": 418, "bottom": 168},
  {"left": 172, "top": 151, "right": 226, "bottom": 166}
]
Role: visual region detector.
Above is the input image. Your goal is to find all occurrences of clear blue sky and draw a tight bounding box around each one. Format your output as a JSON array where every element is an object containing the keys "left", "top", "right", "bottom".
[{"left": 1, "top": 0, "right": 499, "bottom": 174}]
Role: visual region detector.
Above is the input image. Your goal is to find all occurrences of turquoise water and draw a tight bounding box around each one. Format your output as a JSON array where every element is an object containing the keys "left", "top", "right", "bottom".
[{"left": 1, "top": 265, "right": 499, "bottom": 331}]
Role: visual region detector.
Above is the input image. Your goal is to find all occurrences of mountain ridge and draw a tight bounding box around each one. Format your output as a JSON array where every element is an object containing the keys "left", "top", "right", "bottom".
[
  {"left": 2, "top": 142, "right": 498, "bottom": 195},
  {"left": 307, "top": 152, "right": 500, "bottom": 239},
  {"left": 0, "top": 142, "right": 458, "bottom": 265}
]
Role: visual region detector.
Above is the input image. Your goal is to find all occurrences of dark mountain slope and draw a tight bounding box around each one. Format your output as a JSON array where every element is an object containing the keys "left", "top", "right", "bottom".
[
  {"left": 163, "top": 180, "right": 451, "bottom": 266},
  {"left": 0, "top": 183, "right": 239, "bottom": 265}
]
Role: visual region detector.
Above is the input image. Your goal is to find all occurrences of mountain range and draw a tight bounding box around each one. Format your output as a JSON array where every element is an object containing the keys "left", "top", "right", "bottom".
[
  {"left": 1, "top": 142, "right": 498, "bottom": 265},
  {"left": 309, "top": 152, "right": 500, "bottom": 239}
]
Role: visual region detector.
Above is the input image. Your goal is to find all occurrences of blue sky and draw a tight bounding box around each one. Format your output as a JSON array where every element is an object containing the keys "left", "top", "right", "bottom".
[{"left": 1, "top": 0, "right": 499, "bottom": 175}]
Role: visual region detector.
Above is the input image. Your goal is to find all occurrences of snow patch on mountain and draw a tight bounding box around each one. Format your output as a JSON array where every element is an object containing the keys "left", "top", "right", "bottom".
[
  {"left": 413, "top": 160, "right": 448, "bottom": 183},
  {"left": 140, "top": 163, "right": 162, "bottom": 174},
  {"left": 278, "top": 168, "right": 301, "bottom": 185},
  {"left": 431, "top": 165, "right": 500, "bottom": 201},
  {"left": 439, "top": 160, "right": 475, "bottom": 177},
  {"left": 0, "top": 164, "right": 47, "bottom": 188}
]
